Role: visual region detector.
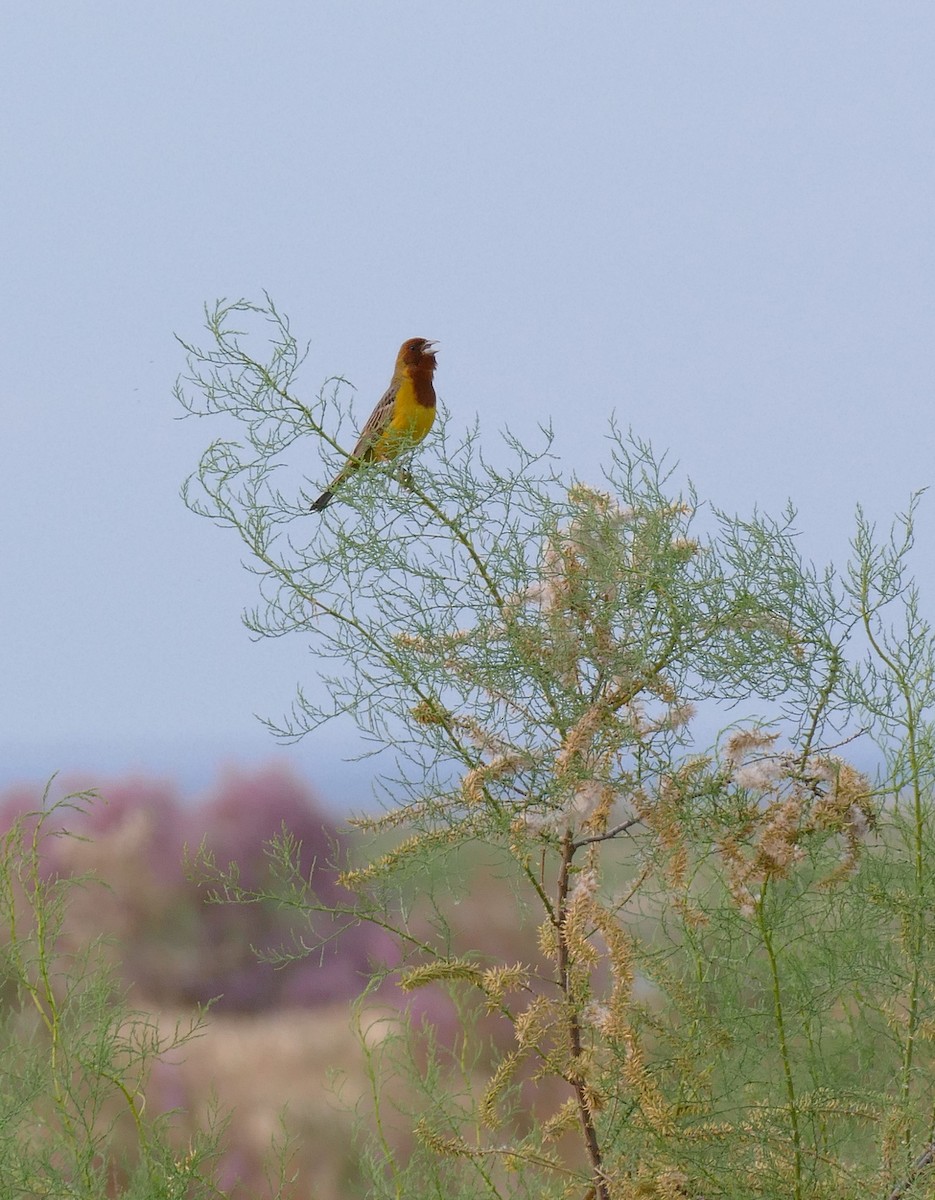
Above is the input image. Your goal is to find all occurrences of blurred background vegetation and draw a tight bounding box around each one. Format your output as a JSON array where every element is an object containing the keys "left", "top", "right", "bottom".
[{"left": 0, "top": 768, "right": 541, "bottom": 1198}]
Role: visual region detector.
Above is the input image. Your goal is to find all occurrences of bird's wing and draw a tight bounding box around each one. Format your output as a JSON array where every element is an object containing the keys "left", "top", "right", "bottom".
[{"left": 350, "top": 382, "right": 397, "bottom": 459}]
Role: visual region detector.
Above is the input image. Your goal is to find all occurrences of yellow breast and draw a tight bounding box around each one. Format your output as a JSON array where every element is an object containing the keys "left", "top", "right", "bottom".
[{"left": 373, "top": 377, "right": 436, "bottom": 460}]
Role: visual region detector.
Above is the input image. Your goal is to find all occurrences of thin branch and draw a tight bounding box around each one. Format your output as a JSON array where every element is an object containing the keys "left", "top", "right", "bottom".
[
  {"left": 572, "top": 815, "right": 641, "bottom": 850},
  {"left": 887, "top": 1139, "right": 935, "bottom": 1200}
]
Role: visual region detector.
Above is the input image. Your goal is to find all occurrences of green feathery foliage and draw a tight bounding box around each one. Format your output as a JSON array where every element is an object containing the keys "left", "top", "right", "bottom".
[
  {"left": 0, "top": 789, "right": 235, "bottom": 1199},
  {"left": 178, "top": 296, "right": 935, "bottom": 1200}
]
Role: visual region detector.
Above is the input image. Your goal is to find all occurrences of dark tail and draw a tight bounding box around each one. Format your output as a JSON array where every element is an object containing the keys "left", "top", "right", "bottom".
[{"left": 310, "top": 489, "right": 335, "bottom": 512}]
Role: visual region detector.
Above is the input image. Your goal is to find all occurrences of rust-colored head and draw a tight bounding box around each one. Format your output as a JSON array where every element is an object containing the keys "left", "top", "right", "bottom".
[{"left": 396, "top": 337, "right": 438, "bottom": 372}]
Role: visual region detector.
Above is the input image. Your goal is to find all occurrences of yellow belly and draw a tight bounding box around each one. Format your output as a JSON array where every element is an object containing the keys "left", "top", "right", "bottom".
[{"left": 373, "top": 379, "right": 436, "bottom": 461}]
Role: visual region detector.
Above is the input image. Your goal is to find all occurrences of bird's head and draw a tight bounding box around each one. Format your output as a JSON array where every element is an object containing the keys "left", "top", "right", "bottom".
[{"left": 398, "top": 337, "right": 438, "bottom": 372}]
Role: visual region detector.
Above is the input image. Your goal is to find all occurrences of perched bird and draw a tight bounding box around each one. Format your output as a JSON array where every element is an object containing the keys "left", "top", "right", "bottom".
[{"left": 310, "top": 337, "right": 439, "bottom": 512}]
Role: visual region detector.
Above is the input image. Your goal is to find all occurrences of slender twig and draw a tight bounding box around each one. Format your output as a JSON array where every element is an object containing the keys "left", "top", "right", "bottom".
[
  {"left": 757, "top": 880, "right": 803, "bottom": 1200},
  {"left": 555, "top": 830, "right": 611, "bottom": 1200},
  {"left": 572, "top": 815, "right": 641, "bottom": 849},
  {"left": 861, "top": 588, "right": 925, "bottom": 1133},
  {"left": 887, "top": 1139, "right": 935, "bottom": 1200}
]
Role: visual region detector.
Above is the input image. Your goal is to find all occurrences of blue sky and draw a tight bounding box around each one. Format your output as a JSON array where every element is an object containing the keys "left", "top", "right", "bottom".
[{"left": 2, "top": 3, "right": 933, "bottom": 807}]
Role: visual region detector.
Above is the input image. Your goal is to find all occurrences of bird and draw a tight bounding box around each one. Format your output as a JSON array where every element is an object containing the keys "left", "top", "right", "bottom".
[{"left": 310, "top": 337, "right": 439, "bottom": 512}]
